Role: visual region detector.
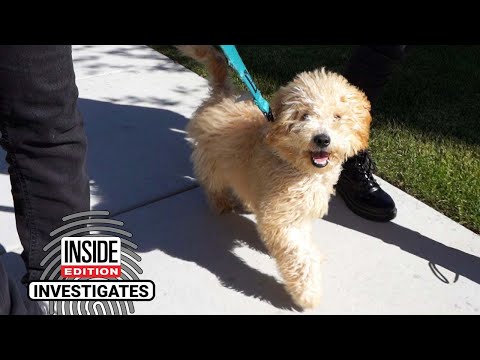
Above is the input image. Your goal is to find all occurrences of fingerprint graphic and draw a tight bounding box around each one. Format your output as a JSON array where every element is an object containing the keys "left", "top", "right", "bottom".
[{"left": 40, "top": 211, "right": 143, "bottom": 315}]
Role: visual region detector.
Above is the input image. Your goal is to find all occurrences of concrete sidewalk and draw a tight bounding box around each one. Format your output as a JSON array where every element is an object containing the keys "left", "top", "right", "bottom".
[{"left": 1, "top": 45, "right": 479, "bottom": 314}]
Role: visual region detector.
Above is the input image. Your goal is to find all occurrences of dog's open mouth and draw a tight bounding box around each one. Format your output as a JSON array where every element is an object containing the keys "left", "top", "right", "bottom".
[{"left": 310, "top": 151, "right": 330, "bottom": 168}]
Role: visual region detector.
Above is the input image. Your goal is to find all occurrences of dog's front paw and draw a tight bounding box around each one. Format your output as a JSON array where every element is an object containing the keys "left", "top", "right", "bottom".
[
  {"left": 284, "top": 260, "right": 323, "bottom": 310},
  {"left": 290, "top": 283, "right": 323, "bottom": 309}
]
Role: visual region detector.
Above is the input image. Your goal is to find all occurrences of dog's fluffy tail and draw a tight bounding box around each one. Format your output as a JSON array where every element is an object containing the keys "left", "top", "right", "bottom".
[{"left": 176, "top": 45, "right": 232, "bottom": 94}]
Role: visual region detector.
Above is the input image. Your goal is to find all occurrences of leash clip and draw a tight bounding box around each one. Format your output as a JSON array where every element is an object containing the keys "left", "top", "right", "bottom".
[{"left": 264, "top": 111, "right": 275, "bottom": 122}]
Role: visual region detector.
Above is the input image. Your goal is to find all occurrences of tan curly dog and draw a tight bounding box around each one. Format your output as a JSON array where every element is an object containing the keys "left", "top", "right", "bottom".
[{"left": 177, "top": 45, "right": 372, "bottom": 309}]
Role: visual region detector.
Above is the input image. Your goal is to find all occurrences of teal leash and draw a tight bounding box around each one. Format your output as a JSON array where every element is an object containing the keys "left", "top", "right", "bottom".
[{"left": 219, "top": 45, "right": 274, "bottom": 122}]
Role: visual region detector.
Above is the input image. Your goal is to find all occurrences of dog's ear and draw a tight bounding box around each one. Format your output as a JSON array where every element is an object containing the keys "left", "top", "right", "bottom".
[
  {"left": 270, "top": 86, "right": 290, "bottom": 121},
  {"left": 265, "top": 85, "right": 297, "bottom": 144},
  {"left": 346, "top": 88, "right": 372, "bottom": 151}
]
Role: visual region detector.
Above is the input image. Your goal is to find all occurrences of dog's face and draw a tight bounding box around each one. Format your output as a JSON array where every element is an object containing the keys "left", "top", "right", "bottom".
[{"left": 265, "top": 69, "right": 372, "bottom": 173}]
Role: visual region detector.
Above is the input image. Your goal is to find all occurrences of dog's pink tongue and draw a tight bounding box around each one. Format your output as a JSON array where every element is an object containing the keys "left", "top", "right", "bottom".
[{"left": 312, "top": 151, "right": 329, "bottom": 164}]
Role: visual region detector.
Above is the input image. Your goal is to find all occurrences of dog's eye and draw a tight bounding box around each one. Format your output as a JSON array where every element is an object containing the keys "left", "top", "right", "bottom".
[
  {"left": 334, "top": 114, "right": 342, "bottom": 120},
  {"left": 301, "top": 113, "right": 309, "bottom": 121}
]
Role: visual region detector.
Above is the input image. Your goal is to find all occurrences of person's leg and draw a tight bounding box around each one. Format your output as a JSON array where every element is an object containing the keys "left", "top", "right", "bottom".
[
  {"left": 0, "top": 45, "right": 90, "bottom": 285},
  {"left": 337, "top": 45, "right": 407, "bottom": 222},
  {"left": 0, "top": 258, "right": 44, "bottom": 315},
  {"left": 344, "top": 45, "right": 407, "bottom": 104}
]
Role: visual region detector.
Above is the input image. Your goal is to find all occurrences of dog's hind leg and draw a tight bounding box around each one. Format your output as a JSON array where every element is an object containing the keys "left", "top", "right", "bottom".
[
  {"left": 206, "top": 188, "right": 236, "bottom": 215},
  {"left": 193, "top": 164, "right": 235, "bottom": 215}
]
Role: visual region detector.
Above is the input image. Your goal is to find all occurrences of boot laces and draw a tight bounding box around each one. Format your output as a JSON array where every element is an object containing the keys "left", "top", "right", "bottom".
[{"left": 352, "top": 151, "right": 379, "bottom": 190}]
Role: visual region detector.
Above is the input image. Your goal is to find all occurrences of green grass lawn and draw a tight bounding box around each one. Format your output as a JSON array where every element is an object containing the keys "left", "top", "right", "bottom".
[{"left": 151, "top": 45, "right": 480, "bottom": 234}]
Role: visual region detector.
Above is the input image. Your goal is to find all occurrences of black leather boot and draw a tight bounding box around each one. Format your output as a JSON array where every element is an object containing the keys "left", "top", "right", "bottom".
[{"left": 336, "top": 151, "right": 397, "bottom": 222}]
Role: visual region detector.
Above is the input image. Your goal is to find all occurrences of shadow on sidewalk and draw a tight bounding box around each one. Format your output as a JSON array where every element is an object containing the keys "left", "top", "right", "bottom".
[
  {"left": 74, "top": 45, "right": 193, "bottom": 77},
  {"left": 79, "top": 98, "right": 195, "bottom": 215},
  {"left": 324, "top": 196, "right": 480, "bottom": 285},
  {"left": 0, "top": 205, "right": 14, "bottom": 213}
]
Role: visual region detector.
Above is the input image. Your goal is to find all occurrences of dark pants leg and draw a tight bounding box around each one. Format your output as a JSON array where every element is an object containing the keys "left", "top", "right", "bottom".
[
  {"left": 336, "top": 45, "right": 407, "bottom": 222},
  {"left": 0, "top": 45, "right": 90, "bottom": 283},
  {"left": 344, "top": 45, "right": 407, "bottom": 105},
  {"left": 0, "top": 259, "right": 44, "bottom": 315}
]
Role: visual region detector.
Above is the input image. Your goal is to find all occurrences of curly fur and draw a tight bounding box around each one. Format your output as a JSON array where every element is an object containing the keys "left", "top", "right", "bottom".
[{"left": 178, "top": 45, "right": 372, "bottom": 309}]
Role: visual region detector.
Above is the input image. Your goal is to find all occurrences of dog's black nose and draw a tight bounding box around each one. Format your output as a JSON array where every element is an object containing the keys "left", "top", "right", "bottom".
[{"left": 313, "top": 134, "right": 331, "bottom": 148}]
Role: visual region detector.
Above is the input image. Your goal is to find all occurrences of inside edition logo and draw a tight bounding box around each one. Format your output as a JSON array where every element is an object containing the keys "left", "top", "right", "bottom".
[
  {"left": 27, "top": 211, "right": 155, "bottom": 315},
  {"left": 61, "top": 237, "right": 122, "bottom": 278}
]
